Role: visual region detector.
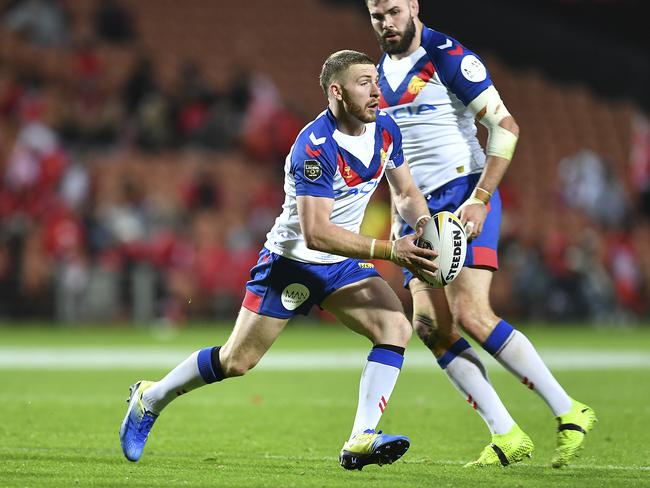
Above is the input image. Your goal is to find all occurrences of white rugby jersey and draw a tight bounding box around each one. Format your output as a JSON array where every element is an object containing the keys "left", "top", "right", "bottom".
[
  {"left": 264, "top": 108, "right": 404, "bottom": 264},
  {"left": 378, "top": 26, "right": 493, "bottom": 195}
]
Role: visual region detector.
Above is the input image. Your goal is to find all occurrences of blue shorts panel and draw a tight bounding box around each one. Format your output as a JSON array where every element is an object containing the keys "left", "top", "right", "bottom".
[
  {"left": 400, "top": 174, "right": 501, "bottom": 287},
  {"left": 243, "top": 248, "right": 381, "bottom": 319}
]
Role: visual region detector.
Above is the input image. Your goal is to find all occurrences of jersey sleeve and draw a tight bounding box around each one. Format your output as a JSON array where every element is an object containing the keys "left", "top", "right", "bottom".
[
  {"left": 421, "top": 28, "right": 493, "bottom": 107},
  {"left": 380, "top": 113, "right": 405, "bottom": 170},
  {"left": 290, "top": 141, "right": 337, "bottom": 198}
]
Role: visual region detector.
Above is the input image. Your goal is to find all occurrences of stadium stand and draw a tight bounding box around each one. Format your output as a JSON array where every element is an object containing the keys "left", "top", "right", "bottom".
[{"left": 0, "top": 0, "right": 648, "bottom": 323}]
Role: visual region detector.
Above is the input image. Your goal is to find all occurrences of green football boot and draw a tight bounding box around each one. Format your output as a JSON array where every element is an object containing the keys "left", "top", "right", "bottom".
[
  {"left": 551, "top": 399, "right": 597, "bottom": 468},
  {"left": 464, "top": 424, "right": 534, "bottom": 467}
]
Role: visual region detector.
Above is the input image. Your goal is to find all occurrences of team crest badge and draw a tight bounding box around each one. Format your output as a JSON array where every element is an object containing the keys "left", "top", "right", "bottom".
[
  {"left": 407, "top": 75, "right": 426, "bottom": 96},
  {"left": 304, "top": 160, "right": 322, "bottom": 181}
]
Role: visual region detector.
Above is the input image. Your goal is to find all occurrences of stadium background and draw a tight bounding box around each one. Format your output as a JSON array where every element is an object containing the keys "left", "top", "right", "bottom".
[
  {"left": 2, "top": 1, "right": 650, "bottom": 486},
  {"left": 0, "top": 0, "right": 649, "bottom": 325}
]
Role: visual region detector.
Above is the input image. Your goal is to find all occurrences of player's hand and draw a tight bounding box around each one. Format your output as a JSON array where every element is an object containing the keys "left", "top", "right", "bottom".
[
  {"left": 390, "top": 231, "right": 438, "bottom": 281},
  {"left": 455, "top": 198, "right": 487, "bottom": 242}
]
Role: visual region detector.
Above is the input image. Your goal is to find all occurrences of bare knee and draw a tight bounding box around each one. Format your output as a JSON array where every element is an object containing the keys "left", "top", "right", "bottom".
[
  {"left": 372, "top": 312, "right": 412, "bottom": 347},
  {"left": 454, "top": 306, "right": 499, "bottom": 343}
]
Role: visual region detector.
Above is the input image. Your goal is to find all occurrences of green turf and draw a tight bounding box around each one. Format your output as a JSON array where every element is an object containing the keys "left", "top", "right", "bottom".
[{"left": 1, "top": 323, "right": 649, "bottom": 487}]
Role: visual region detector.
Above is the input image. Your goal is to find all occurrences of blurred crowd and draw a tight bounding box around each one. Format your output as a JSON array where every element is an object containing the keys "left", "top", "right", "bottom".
[
  {"left": 0, "top": 0, "right": 649, "bottom": 325},
  {"left": 497, "top": 144, "right": 650, "bottom": 323},
  {"left": 0, "top": 0, "right": 303, "bottom": 322}
]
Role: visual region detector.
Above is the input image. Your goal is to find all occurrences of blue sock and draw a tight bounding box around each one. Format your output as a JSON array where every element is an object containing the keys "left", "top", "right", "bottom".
[
  {"left": 197, "top": 346, "right": 224, "bottom": 384},
  {"left": 482, "top": 320, "right": 515, "bottom": 356},
  {"left": 367, "top": 344, "right": 405, "bottom": 369},
  {"left": 436, "top": 337, "right": 472, "bottom": 369}
]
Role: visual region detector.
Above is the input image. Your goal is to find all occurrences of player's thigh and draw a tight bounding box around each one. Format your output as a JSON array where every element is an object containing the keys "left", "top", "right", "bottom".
[
  {"left": 445, "top": 267, "right": 499, "bottom": 341},
  {"left": 321, "top": 276, "right": 410, "bottom": 346},
  {"left": 220, "top": 307, "right": 289, "bottom": 374}
]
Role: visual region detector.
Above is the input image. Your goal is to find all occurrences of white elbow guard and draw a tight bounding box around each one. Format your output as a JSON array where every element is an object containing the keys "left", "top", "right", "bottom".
[{"left": 468, "top": 85, "right": 518, "bottom": 160}]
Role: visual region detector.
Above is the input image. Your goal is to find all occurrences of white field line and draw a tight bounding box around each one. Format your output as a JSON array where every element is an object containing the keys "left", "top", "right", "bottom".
[{"left": 0, "top": 347, "right": 649, "bottom": 370}]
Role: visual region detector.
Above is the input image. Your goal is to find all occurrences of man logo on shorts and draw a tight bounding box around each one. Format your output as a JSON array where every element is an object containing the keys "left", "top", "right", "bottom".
[
  {"left": 304, "top": 160, "right": 322, "bottom": 181},
  {"left": 281, "top": 283, "right": 310, "bottom": 310}
]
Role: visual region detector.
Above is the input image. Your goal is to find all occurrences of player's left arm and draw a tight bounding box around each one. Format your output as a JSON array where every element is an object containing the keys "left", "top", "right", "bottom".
[
  {"left": 424, "top": 35, "right": 519, "bottom": 239},
  {"left": 381, "top": 114, "right": 431, "bottom": 235},
  {"left": 457, "top": 86, "right": 519, "bottom": 239}
]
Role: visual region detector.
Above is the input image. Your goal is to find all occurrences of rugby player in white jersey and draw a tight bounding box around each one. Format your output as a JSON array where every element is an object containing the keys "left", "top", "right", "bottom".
[
  {"left": 366, "top": 0, "right": 596, "bottom": 468},
  {"left": 119, "top": 50, "right": 439, "bottom": 470}
]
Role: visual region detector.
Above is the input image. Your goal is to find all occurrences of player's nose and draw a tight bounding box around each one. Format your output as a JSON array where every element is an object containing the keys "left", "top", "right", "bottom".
[{"left": 381, "top": 16, "right": 394, "bottom": 30}]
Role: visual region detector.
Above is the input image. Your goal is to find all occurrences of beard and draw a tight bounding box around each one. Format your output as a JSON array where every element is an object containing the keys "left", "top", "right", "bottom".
[
  {"left": 342, "top": 91, "right": 377, "bottom": 124},
  {"left": 375, "top": 16, "right": 416, "bottom": 55}
]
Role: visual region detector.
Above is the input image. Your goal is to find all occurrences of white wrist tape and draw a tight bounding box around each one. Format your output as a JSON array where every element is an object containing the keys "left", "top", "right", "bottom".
[
  {"left": 415, "top": 214, "right": 430, "bottom": 227},
  {"left": 454, "top": 196, "right": 485, "bottom": 218}
]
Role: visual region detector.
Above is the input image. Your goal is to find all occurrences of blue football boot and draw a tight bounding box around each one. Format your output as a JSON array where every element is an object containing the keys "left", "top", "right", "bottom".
[{"left": 119, "top": 380, "right": 158, "bottom": 462}]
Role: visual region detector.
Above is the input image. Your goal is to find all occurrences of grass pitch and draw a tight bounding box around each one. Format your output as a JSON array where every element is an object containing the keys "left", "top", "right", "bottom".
[{"left": 1, "top": 322, "right": 649, "bottom": 487}]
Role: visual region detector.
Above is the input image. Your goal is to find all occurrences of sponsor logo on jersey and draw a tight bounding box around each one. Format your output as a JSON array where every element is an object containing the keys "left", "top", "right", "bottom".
[
  {"left": 358, "top": 262, "right": 375, "bottom": 269},
  {"left": 334, "top": 179, "right": 379, "bottom": 198},
  {"left": 389, "top": 103, "right": 437, "bottom": 119},
  {"left": 460, "top": 55, "right": 487, "bottom": 82},
  {"left": 304, "top": 160, "right": 322, "bottom": 181},
  {"left": 281, "top": 283, "right": 310, "bottom": 310}
]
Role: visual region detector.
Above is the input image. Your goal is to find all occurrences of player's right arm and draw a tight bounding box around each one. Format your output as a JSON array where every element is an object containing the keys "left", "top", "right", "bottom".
[{"left": 297, "top": 195, "right": 437, "bottom": 275}]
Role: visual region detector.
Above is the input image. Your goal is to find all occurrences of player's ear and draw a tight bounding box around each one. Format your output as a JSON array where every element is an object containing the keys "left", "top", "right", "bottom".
[
  {"left": 410, "top": 0, "right": 419, "bottom": 17},
  {"left": 330, "top": 82, "right": 344, "bottom": 101}
]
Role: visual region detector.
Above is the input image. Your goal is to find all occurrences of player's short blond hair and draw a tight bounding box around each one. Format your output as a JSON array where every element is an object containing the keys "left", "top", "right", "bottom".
[{"left": 319, "top": 50, "right": 375, "bottom": 96}]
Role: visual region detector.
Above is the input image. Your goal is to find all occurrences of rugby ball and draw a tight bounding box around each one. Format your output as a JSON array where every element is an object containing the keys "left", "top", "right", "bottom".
[{"left": 415, "top": 211, "right": 467, "bottom": 287}]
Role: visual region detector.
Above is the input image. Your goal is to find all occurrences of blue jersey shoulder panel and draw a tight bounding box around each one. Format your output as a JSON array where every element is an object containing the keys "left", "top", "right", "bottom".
[
  {"left": 290, "top": 111, "right": 338, "bottom": 198},
  {"left": 421, "top": 26, "right": 492, "bottom": 106}
]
